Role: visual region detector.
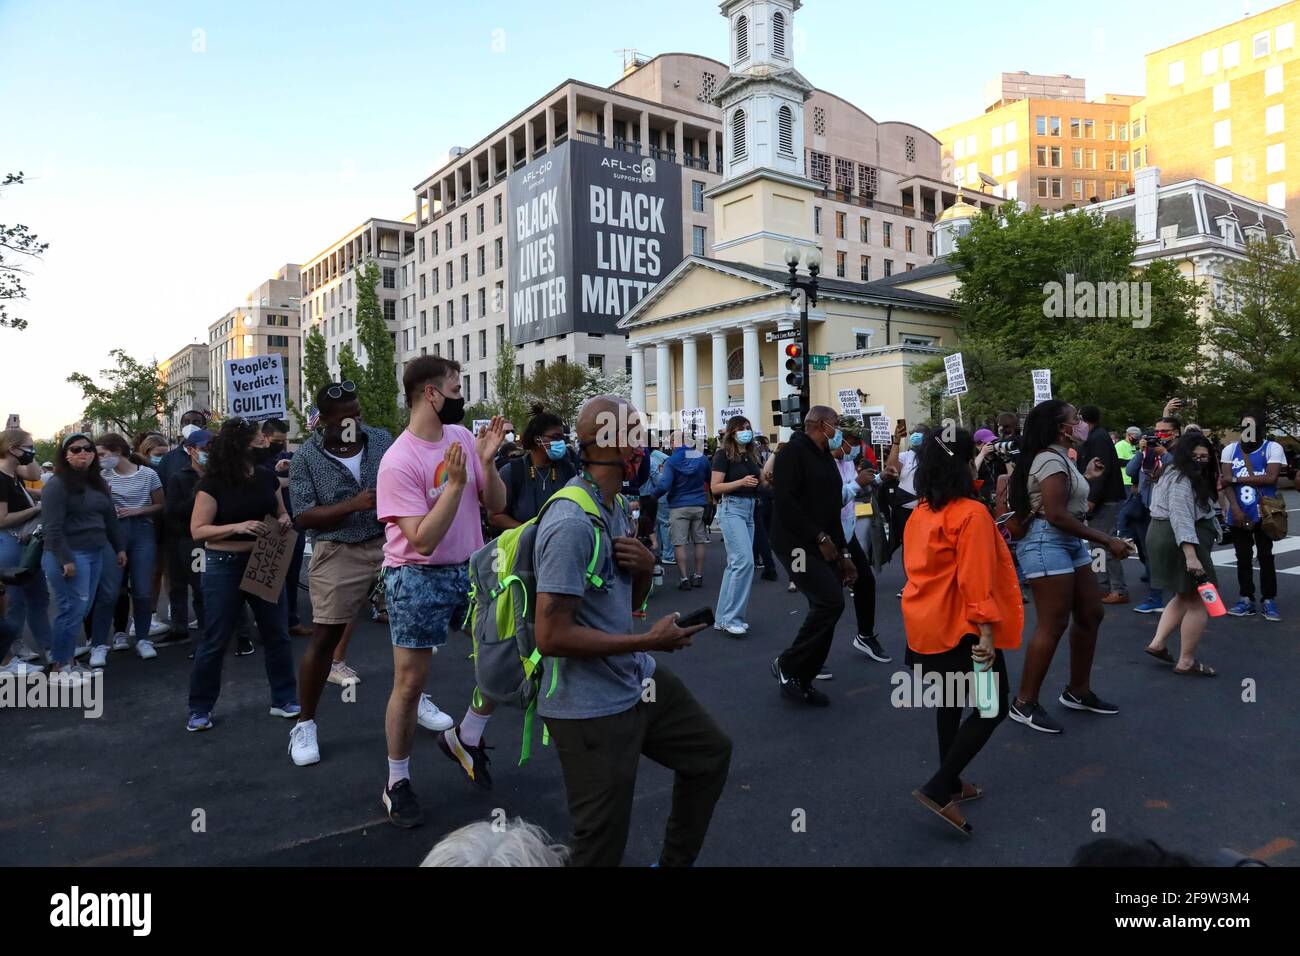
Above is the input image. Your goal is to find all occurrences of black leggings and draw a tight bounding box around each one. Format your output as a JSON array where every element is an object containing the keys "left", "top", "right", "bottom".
[
  {"left": 847, "top": 535, "right": 876, "bottom": 637},
  {"left": 913, "top": 634, "right": 1009, "bottom": 804}
]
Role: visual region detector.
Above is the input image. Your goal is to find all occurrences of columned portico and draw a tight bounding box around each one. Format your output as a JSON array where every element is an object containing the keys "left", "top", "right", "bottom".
[
  {"left": 631, "top": 347, "right": 646, "bottom": 414},
  {"left": 742, "top": 325, "right": 761, "bottom": 430},
  {"left": 711, "top": 330, "right": 729, "bottom": 431},
  {"left": 654, "top": 340, "right": 674, "bottom": 420},
  {"left": 682, "top": 336, "right": 699, "bottom": 412}
]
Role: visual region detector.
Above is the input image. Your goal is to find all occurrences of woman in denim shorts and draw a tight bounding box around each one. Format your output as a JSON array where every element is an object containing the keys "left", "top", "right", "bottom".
[{"left": 1005, "top": 401, "right": 1132, "bottom": 735}]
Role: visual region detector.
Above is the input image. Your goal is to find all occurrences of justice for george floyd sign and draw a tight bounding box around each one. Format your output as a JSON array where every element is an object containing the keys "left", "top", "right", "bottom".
[{"left": 508, "top": 140, "right": 683, "bottom": 346}]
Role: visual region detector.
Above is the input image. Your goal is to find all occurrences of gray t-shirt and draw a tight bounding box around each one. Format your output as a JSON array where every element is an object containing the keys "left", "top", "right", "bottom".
[
  {"left": 534, "top": 477, "right": 654, "bottom": 720},
  {"left": 1027, "top": 445, "right": 1089, "bottom": 518}
]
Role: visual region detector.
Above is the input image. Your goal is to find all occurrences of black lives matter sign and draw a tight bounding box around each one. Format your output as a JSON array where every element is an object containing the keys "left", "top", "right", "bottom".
[{"left": 508, "top": 140, "right": 682, "bottom": 345}]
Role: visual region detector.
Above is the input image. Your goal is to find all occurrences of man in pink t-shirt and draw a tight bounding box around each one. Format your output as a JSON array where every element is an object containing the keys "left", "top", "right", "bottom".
[{"left": 375, "top": 356, "right": 506, "bottom": 829}]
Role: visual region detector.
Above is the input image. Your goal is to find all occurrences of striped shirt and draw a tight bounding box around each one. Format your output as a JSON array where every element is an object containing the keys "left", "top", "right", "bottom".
[{"left": 105, "top": 465, "right": 162, "bottom": 512}]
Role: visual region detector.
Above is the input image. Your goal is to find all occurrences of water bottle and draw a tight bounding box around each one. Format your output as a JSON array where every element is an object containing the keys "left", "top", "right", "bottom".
[
  {"left": 973, "top": 655, "right": 999, "bottom": 718},
  {"left": 653, "top": 563, "right": 664, "bottom": 588},
  {"left": 1196, "top": 574, "right": 1227, "bottom": 617}
]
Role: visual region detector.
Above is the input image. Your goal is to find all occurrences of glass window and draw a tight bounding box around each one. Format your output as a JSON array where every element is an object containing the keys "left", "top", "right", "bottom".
[
  {"left": 692, "top": 225, "right": 707, "bottom": 256},
  {"left": 692, "top": 180, "right": 705, "bottom": 212},
  {"left": 1254, "top": 31, "right": 1271, "bottom": 59}
]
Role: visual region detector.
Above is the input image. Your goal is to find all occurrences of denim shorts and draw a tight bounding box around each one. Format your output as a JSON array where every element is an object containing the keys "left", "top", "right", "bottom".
[
  {"left": 385, "top": 562, "right": 469, "bottom": 649},
  {"left": 1016, "top": 517, "right": 1092, "bottom": 579}
]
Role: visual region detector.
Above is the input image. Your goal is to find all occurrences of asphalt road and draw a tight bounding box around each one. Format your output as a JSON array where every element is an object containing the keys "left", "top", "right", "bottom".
[{"left": 4, "top": 499, "right": 1298, "bottom": 867}]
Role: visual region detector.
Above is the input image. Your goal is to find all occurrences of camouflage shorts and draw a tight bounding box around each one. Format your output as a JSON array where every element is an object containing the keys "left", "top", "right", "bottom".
[{"left": 384, "top": 562, "right": 470, "bottom": 649}]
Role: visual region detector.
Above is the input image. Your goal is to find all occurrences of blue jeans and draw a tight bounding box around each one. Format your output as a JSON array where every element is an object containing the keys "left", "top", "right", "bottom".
[
  {"left": 0, "top": 531, "right": 52, "bottom": 656},
  {"left": 656, "top": 504, "right": 673, "bottom": 562},
  {"left": 41, "top": 548, "right": 104, "bottom": 665},
  {"left": 1016, "top": 517, "right": 1091, "bottom": 579},
  {"left": 188, "top": 549, "right": 297, "bottom": 716},
  {"left": 715, "top": 497, "right": 755, "bottom": 628},
  {"left": 92, "top": 516, "right": 156, "bottom": 644}
]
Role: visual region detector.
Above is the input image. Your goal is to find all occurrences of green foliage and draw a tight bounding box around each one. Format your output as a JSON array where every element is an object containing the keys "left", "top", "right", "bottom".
[
  {"left": 522, "top": 361, "right": 591, "bottom": 426},
  {"left": 302, "top": 324, "right": 330, "bottom": 408},
  {"left": 1198, "top": 238, "right": 1300, "bottom": 430},
  {"left": 490, "top": 342, "right": 529, "bottom": 428},
  {"left": 337, "top": 342, "right": 365, "bottom": 394},
  {"left": 910, "top": 204, "right": 1203, "bottom": 430},
  {"left": 67, "top": 348, "right": 173, "bottom": 437},
  {"left": 1, "top": 172, "right": 48, "bottom": 331},
  {"left": 353, "top": 261, "right": 401, "bottom": 434},
  {"left": 33, "top": 438, "right": 58, "bottom": 464}
]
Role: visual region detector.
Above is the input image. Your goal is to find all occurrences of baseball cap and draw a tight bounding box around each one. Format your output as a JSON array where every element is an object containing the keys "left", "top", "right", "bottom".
[
  {"left": 1125, "top": 426, "right": 1141, "bottom": 438},
  {"left": 41, "top": 461, "right": 53, "bottom": 468},
  {"left": 183, "top": 428, "right": 213, "bottom": 449},
  {"left": 974, "top": 428, "right": 997, "bottom": 444}
]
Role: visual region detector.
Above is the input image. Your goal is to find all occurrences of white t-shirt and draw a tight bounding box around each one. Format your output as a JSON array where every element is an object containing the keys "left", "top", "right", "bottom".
[
  {"left": 898, "top": 449, "right": 919, "bottom": 509},
  {"left": 1220, "top": 440, "right": 1286, "bottom": 468},
  {"left": 324, "top": 447, "right": 363, "bottom": 485}
]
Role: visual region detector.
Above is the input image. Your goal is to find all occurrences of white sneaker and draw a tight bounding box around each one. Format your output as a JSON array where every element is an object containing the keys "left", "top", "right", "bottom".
[
  {"left": 13, "top": 641, "right": 41, "bottom": 662},
  {"left": 73, "top": 642, "right": 92, "bottom": 659},
  {"left": 148, "top": 615, "right": 169, "bottom": 637},
  {"left": 0, "top": 658, "right": 44, "bottom": 676},
  {"left": 89, "top": 645, "right": 109, "bottom": 669},
  {"left": 715, "top": 622, "right": 746, "bottom": 636},
  {"left": 288, "top": 722, "right": 321, "bottom": 766},
  {"left": 417, "top": 693, "right": 454, "bottom": 732},
  {"left": 111, "top": 632, "right": 130, "bottom": 652},
  {"left": 136, "top": 639, "right": 157, "bottom": 660},
  {"left": 327, "top": 660, "right": 359, "bottom": 686},
  {"left": 51, "top": 666, "right": 91, "bottom": 687},
  {"left": 188, "top": 618, "right": 199, "bottom": 629}
]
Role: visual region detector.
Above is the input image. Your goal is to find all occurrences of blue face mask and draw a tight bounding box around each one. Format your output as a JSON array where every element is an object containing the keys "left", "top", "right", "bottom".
[
  {"left": 736, "top": 430, "right": 754, "bottom": 445},
  {"left": 847, "top": 444, "right": 860, "bottom": 461},
  {"left": 149, "top": 455, "right": 164, "bottom": 466},
  {"left": 909, "top": 432, "right": 924, "bottom": 449},
  {"left": 196, "top": 451, "right": 209, "bottom": 466},
  {"left": 828, "top": 428, "right": 844, "bottom": 451},
  {"left": 545, "top": 440, "right": 567, "bottom": 461}
]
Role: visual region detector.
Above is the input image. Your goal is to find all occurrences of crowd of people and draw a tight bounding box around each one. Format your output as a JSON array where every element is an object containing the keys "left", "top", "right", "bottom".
[{"left": 0, "top": 373, "right": 1290, "bottom": 861}]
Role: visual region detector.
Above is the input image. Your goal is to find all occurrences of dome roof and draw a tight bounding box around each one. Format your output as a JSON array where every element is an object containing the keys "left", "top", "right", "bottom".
[{"left": 937, "top": 198, "right": 979, "bottom": 224}]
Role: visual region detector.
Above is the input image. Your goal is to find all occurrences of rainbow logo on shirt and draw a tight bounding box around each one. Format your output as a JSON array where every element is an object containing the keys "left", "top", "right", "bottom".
[{"left": 431, "top": 459, "right": 449, "bottom": 491}]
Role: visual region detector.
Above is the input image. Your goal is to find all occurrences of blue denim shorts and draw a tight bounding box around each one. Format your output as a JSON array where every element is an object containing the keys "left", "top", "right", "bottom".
[
  {"left": 385, "top": 562, "right": 469, "bottom": 649},
  {"left": 1016, "top": 517, "right": 1092, "bottom": 579}
]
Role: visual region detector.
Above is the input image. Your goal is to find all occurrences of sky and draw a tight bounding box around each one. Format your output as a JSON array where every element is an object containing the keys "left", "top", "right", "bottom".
[{"left": 0, "top": 0, "right": 1278, "bottom": 438}]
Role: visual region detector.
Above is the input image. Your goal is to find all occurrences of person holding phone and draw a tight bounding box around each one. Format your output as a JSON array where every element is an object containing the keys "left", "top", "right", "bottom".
[
  {"left": 710, "top": 415, "right": 762, "bottom": 636},
  {"left": 536, "top": 395, "right": 731, "bottom": 867},
  {"left": 1006, "top": 400, "right": 1130, "bottom": 735}
]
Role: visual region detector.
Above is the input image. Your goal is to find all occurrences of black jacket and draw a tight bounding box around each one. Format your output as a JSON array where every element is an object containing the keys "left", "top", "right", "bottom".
[
  {"left": 164, "top": 467, "right": 201, "bottom": 539},
  {"left": 1078, "top": 424, "right": 1125, "bottom": 507},
  {"left": 770, "top": 430, "right": 847, "bottom": 557}
]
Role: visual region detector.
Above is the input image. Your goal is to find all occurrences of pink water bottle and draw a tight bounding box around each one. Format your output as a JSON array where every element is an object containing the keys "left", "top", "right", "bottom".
[{"left": 1196, "top": 575, "right": 1227, "bottom": 617}]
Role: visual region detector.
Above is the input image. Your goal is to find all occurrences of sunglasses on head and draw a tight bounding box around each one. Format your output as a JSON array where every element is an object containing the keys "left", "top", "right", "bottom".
[{"left": 325, "top": 381, "right": 357, "bottom": 400}]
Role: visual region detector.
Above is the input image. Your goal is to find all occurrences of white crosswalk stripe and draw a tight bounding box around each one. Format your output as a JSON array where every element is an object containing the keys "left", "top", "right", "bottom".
[{"left": 1211, "top": 534, "right": 1300, "bottom": 575}]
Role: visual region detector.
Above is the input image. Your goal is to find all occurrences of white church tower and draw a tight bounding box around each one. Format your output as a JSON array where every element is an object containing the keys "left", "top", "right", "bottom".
[{"left": 706, "top": 0, "right": 821, "bottom": 269}]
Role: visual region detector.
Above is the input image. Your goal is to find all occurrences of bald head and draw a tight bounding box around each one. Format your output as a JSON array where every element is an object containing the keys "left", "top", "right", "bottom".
[
  {"left": 805, "top": 405, "right": 837, "bottom": 426},
  {"left": 577, "top": 394, "right": 644, "bottom": 451}
]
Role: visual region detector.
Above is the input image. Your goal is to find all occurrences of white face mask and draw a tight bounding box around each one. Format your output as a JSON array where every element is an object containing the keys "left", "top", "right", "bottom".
[{"left": 100, "top": 455, "right": 120, "bottom": 471}]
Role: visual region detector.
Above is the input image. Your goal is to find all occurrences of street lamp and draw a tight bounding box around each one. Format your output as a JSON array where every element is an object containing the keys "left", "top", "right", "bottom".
[{"left": 781, "top": 244, "right": 821, "bottom": 428}]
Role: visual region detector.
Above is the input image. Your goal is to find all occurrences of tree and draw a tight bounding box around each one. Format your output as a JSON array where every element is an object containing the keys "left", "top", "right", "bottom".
[
  {"left": 489, "top": 341, "right": 529, "bottom": 428},
  {"left": 354, "top": 261, "right": 401, "bottom": 434},
  {"left": 67, "top": 349, "right": 173, "bottom": 437},
  {"left": 337, "top": 341, "right": 365, "bottom": 396},
  {"left": 1199, "top": 238, "right": 1300, "bottom": 430},
  {"left": 909, "top": 203, "right": 1203, "bottom": 430},
  {"left": 1, "top": 172, "right": 48, "bottom": 331},
  {"left": 302, "top": 324, "right": 330, "bottom": 406},
  {"left": 522, "top": 361, "right": 596, "bottom": 426}
]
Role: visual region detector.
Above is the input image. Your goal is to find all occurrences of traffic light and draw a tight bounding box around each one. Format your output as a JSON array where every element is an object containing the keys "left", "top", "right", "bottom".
[
  {"left": 784, "top": 342, "right": 805, "bottom": 389},
  {"left": 778, "top": 394, "right": 808, "bottom": 430}
]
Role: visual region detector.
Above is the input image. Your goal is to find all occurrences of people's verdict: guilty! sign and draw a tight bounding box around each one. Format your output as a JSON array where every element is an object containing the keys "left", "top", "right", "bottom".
[{"left": 223, "top": 354, "right": 287, "bottom": 421}]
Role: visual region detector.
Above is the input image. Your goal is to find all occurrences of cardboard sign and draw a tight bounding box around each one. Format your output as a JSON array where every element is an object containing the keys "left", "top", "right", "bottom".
[
  {"left": 1032, "top": 369, "right": 1053, "bottom": 403},
  {"left": 239, "top": 515, "right": 299, "bottom": 603},
  {"left": 224, "top": 354, "right": 286, "bottom": 421},
  {"left": 678, "top": 407, "right": 707, "bottom": 436},
  {"left": 837, "top": 389, "right": 862, "bottom": 418},
  {"left": 717, "top": 405, "right": 746, "bottom": 431},
  {"left": 944, "top": 353, "right": 968, "bottom": 396},
  {"left": 471, "top": 419, "right": 493, "bottom": 435},
  {"left": 869, "top": 414, "right": 892, "bottom": 446}
]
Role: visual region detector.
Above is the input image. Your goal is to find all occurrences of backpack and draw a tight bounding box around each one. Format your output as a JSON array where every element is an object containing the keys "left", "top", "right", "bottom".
[{"left": 464, "top": 484, "right": 618, "bottom": 765}]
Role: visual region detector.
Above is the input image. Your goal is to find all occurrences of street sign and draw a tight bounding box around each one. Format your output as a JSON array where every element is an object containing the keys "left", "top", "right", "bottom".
[
  {"left": 809, "top": 354, "right": 830, "bottom": 370},
  {"left": 765, "top": 328, "right": 799, "bottom": 343}
]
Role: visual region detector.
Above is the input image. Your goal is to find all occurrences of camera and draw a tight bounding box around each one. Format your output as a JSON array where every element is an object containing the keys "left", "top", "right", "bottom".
[{"left": 991, "top": 438, "right": 1020, "bottom": 460}]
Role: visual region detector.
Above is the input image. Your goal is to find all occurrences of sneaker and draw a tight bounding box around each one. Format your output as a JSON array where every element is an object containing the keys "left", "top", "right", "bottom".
[
  {"left": 111, "top": 632, "right": 130, "bottom": 652},
  {"left": 678, "top": 578, "right": 692, "bottom": 591},
  {"left": 89, "top": 645, "right": 109, "bottom": 669},
  {"left": 661, "top": 556, "right": 676, "bottom": 565},
  {"left": 438, "top": 726, "right": 493, "bottom": 790},
  {"left": 1058, "top": 688, "right": 1119, "bottom": 715},
  {"left": 0, "top": 658, "right": 44, "bottom": 676},
  {"left": 787, "top": 582, "right": 797, "bottom": 593},
  {"left": 815, "top": 666, "right": 833, "bottom": 680},
  {"left": 691, "top": 575, "right": 703, "bottom": 589},
  {"left": 416, "top": 693, "right": 454, "bottom": 731},
  {"left": 1133, "top": 596, "right": 1167, "bottom": 614},
  {"left": 1008, "top": 699, "right": 1062, "bottom": 734},
  {"left": 1262, "top": 599, "right": 1281, "bottom": 622},
  {"left": 328, "top": 660, "right": 360, "bottom": 686},
  {"left": 782, "top": 674, "right": 831, "bottom": 706},
  {"left": 851, "top": 633, "right": 891, "bottom": 663},
  {"left": 714, "top": 622, "right": 746, "bottom": 637},
  {"left": 135, "top": 639, "right": 157, "bottom": 660},
  {"left": 12, "top": 641, "right": 41, "bottom": 662},
  {"left": 148, "top": 616, "right": 170, "bottom": 638},
  {"left": 269, "top": 702, "right": 301, "bottom": 719},
  {"left": 153, "top": 630, "right": 191, "bottom": 649},
  {"left": 73, "top": 642, "right": 92, "bottom": 659},
  {"left": 188, "top": 618, "right": 199, "bottom": 629},
  {"left": 382, "top": 779, "right": 423, "bottom": 828},
  {"left": 895, "top": 589, "right": 904, "bottom": 599},
  {"left": 1101, "top": 592, "right": 1129, "bottom": 605},
  {"left": 1226, "top": 598, "right": 1256, "bottom": 617},
  {"left": 187, "top": 712, "right": 213, "bottom": 733},
  {"left": 235, "top": 635, "right": 255, "bottom": 656},
  {"left": 288, "top": 722, "right": 320, "bottom": 766}
]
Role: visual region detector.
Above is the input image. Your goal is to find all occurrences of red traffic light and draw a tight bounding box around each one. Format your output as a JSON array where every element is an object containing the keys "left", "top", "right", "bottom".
[{"left": 784, "top": 343, "right": 802, "bottom": 358}]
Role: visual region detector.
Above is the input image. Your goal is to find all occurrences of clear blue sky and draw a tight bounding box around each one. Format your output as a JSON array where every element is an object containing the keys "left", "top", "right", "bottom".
[{"left": 0, "top": 0, "right": 1278, "bottom": 438}]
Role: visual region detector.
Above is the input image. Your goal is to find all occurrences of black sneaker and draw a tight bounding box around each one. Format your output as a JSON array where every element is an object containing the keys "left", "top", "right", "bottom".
[
  {"left": 382, "top": 779, "right": 424, "bottom": 828},
  {"left": 815, "top": 667, "right": 833, "bottom": 680},
  {"left": 153, "top": 630, "right": 191, "bottom": 649},
  {"left": 691, "top": 575, "right": 703, "bottom": 589},
  {"left": 234, "top": 635, "right": 255, "bottom": 656},
  {"left": 852, "top": 633, "right": 891, "bottom": 663},
  {"left": 782, "top": 674, "right": 830, "bottom": 707},
  {"left": 1059, "top": 688, "right": 1119, "bottom": 715},
  {"left": 761, "top": 569, "right": 778, "bottom": 582},
  {"left": 438, "top": 726, "right": 493, "bottom": 790},
  {"left": 1008, "top": 699, "right": 1063, "bottom": 734},
  {"left": 678, "top": 578, "right": 692, "bottom": 591}
]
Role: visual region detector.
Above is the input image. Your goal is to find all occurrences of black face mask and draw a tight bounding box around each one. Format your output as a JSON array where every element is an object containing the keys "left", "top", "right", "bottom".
[
  {"left": 434, "top": 390, "right": 465, "bottom": 426},
  {"left": 14, "top": 448, "right": 35, "bottom": 466}
]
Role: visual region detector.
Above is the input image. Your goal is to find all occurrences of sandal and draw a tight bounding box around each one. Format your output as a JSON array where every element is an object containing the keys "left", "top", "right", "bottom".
[
  {"left": 1173, "top": 660, "right": 1216, "bottom": 677},
  {"left": 950, "top": 781, "right": 983, "bottom": 803},
  {"left": 912, "top": 789, "right": 973, "bottom": 836},
  {"left": 1144, "top": 646, "right": 1175, "bottom": 665}
]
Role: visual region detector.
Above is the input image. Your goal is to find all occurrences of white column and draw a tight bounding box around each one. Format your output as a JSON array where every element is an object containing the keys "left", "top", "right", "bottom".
[
  {"left": 655, "top": 340, "right": 674, "bottom": 424},
  {"left": 742, "top": 325, "right": 761, "bottom": 432},
  {"left": 711, "top": 330, "right": 729, "bottom": 433},
  {"left": 681, "top": 335, "right": 698, "bottom": 414},
  {"left": 630, "top": 346, "right": 646, "bottom": 416}
]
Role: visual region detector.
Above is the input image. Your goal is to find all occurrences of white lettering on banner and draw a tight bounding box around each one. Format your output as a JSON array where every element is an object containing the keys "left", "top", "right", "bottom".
[
  {"left": 581, "top": 275, "right": 653, "bottom": 315},
  {"left": 589, "top": 187, "right": 666, "bottom": 232},
  {"left": 718, "top": 405, "right": 747, "bottom": 431},
  {"left": 224, "top": 354, "right": 286, "bottom": 422},
  {"left": 514, "top": 188, "right": 560, "bottom": 240},
  {"left": 511, "top": 184, "right": 565, "bottom": 331}
]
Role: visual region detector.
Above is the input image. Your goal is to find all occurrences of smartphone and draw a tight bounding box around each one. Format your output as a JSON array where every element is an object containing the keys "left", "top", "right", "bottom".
[{"left": 676, "top": 606, "right": 715, "bottom": 629}]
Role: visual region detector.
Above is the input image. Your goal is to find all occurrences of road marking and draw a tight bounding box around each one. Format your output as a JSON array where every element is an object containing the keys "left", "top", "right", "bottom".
[
  {"left": 1212, "top": 535, "right": 1300, "bottom": 574},
  {"left": 1243, "top": 837, "right": 1296, "bottom": 861},
  {"left": 1144, "top": 799, "right": 1169, "bottom": 809}
]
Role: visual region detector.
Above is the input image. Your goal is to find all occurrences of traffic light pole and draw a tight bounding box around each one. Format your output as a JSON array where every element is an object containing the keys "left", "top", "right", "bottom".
[{"left": 785, "top": 260, "right": 819, "bottom": 430}]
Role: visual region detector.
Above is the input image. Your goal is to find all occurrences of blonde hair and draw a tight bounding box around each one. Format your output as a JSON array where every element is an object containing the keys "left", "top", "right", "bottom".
[
  {"left": 0, "top": 428, "right": 33, "bottom": 458},
  {"left": 720, "top": 416, "right": 759, "bottom": 464}
]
